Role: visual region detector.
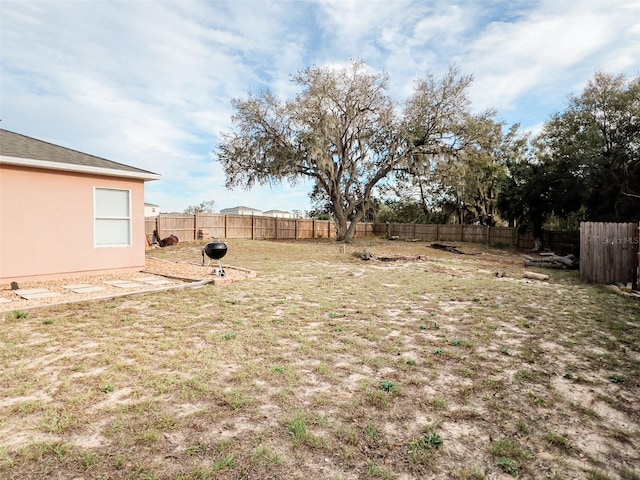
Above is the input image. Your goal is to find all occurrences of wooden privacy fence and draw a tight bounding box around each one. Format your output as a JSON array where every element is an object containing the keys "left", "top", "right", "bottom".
[
  {"left": 580, "top": 222, "right": 640, "bottom": 288},
  {"left": 147, "top": 214, "right": 344, "bottom": 241},
  {"left": 146, "top": 213, "right": 579, "bottom": 252}
]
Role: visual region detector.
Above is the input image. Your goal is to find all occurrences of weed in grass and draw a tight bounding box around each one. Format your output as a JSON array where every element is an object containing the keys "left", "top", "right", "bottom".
[
  {"left": 596, "top": 394, "right": 618, "bottom": 407},
  {"left": 9, "top": 310, "right": 29, "bottom": 319},
  {"left": 484, "top": 377, "right": 504, "bottom": 392},
  {"left": 619, "top": 467, "right": 640, "bottom": 479},
  {"left": 459, "top": 366, "right": 477, "bottom": 378},
  {"left": 586, "top": 469, "right": 613, "bottom": 480},
  {"left": 569, "top": 402, "right": 601, "bottom": 419},
  {"left": 531, "top": 395, "right": 547, "bottom": 407},
  {"left": 409, "top": 431, "right": 443, "bottom": 465},
  {"left": 368, "top": 462, "right": 395, "bottom": 478},
  {"left": 517, "top": 418, "right": 529, "bottom": 434},
  {"left": 546, "top": 432, "right": 574, "bottom": 453},
  {"left": 434, "top": 348, "right": 448, "bottom": 356},
  {"left": 227, "top": 391, "right": 253, "bottom": 410},
  {"left": 0, "top": 447, "right": 14, "bottom": 468},
  {"left": 285, "top": 412, "right": 326, "bottom": 448},
  {"left": 608, "top": 374, "right": 625, "bottom": 384},
  {"left": 212, "top": 454, "right": 235, "bottom": 471},
  {"left": 366, "top": 388, "right": 391, "bottom": 409},
  {"left": 516, "top": 369, "right": 538, "bottom": 383},
  {"left": 251, "top": 445, "right": 281, "bottom": 466},
  {"left": 406, "top": 359, "right": 417, "bottom": 366},
  {"left": 501, "top": 347, "right": 511, "bottom": 355},
  {"left": 498, "top": 457, "right": 518, "bottom": 477},
  {"left": 81, "top": 451, "right": 98, "bottom": 468},
  {"left": 222, "top": 331, "right": 237, "bottom": 341},
  {"left": 40, "top": 408, "right": 74, "bottom": 433},
  {"left": 42, "top": 319, "right": 54, "bottom": 325},
  {"left": 180, "top": 375, "right": 210, "bottom": 400},
  {"left": 137, "top": 428, "right": 160, "bottom": 445},
  {"left": 380, "top": 380, "right": 396, "bottom": 392},
  {"left": 186, "top": 443, "right": 206, "bottom": 456},
  {"left": 365, "top": 423, "right": 380, "bottom": 440},
  {"left": 102, "top": 384, "right": 114, "bottom": 393},
  {"left": 316, "top": 361, "right": 329, "bottom": 375},
  {"left": 489, "top": 438, "right": 530, "bottom": 462},
  {"left": 609, "top": 428, "right": 633, "bottom": 443},
  {"left": 272, "top": 365, "right": 285, "bottom": 374},
  {"left": 452, "top": 468, "right": 485, "bottom": 479},
  {"left": 432, "top": 396, "right": 447, "bottom": 409}
]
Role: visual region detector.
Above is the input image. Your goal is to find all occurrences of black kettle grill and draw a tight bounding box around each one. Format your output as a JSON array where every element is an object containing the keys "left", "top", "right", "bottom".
[{"left": 202, "top": 241, "right": 228, "bottom": 277}]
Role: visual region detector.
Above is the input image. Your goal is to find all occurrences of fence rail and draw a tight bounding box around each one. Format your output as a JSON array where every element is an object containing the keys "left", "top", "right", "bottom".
[
  {"left": 580, "top": 222, "right": 639, "bottom": 287},
  {"left": 146, "top": 213, "right": 579, "bottom": 252}
]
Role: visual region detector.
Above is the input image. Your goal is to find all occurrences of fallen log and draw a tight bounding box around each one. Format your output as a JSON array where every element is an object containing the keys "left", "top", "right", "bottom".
[
  {"left": 522, "top": 253, "right": 577, "bottom": 269},
  {"left": 429, "top": 243, "right": 480, "bottom": 255},
  {"left": 524, "top": 271, "right": 549, "bottom": 281}
]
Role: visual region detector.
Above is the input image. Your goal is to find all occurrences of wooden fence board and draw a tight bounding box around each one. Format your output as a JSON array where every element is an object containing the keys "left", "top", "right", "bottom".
[{"left": 580, "top": 222, "right": 639, "bottom": 286}]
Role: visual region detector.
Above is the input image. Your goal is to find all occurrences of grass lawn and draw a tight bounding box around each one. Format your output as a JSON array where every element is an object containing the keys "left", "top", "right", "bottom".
[{"left": 1, "top": 238, "right": 639, "bottom": 480}]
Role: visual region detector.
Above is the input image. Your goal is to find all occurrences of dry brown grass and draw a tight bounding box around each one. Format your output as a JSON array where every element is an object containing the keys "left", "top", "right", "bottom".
[{"left": 1, "top": 238, "right": 639, "bottom": 479}]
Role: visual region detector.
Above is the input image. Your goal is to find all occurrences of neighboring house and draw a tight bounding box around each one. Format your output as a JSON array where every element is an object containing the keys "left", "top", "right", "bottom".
[
  {"left": 220, "top": 206, "right": 263, "bottom": 216},
  {"left": 263, "top": 209, "right": 293, "bottom": 218},
  {"left": 0, "top": 129, "right": 160, "bottom": 283},
  {"left": 145, "top": 202, "right": 160, "bottom": 217}
]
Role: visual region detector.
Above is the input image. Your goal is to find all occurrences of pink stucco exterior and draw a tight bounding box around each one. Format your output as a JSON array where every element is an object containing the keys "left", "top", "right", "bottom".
[{"left": 0, "top": 164, "right": 148, "bottom": 282}]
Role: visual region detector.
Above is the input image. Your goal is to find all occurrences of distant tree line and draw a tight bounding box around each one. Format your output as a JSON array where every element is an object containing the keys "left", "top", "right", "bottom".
[{"left": 215, "top": 60, "right": 639, "bottom": 243}]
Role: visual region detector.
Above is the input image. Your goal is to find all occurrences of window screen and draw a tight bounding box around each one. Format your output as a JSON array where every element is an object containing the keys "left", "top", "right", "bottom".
[{"left": 95, "top": 188, "right": 131, "bottom": 247}]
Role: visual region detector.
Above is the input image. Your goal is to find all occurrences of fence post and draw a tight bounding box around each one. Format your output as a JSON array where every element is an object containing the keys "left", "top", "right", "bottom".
[
  {"left": 487, "top": 226, "right": 490, "bottom": 245},
  {"left": 251, "top": 215, "right": 255, "bottom": 240},
  {"left": 633, "top": 222, "right": 639, "bottom": 290},
  {"left": 275, "top": 217, "right": 279, "bottom": 240},
  {"left": 459, "top": 224, "right": 464, "bottom": 242},
  {"left": 194, "top": 211, "right": 199, "bottom": 241}
]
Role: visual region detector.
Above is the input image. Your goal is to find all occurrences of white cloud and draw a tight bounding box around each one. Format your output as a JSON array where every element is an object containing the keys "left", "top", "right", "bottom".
[{"left": 2, "top": 0, "right": 639, "bottom": 214}]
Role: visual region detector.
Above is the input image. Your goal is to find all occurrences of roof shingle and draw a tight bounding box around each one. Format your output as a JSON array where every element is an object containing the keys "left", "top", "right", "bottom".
[{"left": 0, "top": 129, "right": 158, "bottom": 176}]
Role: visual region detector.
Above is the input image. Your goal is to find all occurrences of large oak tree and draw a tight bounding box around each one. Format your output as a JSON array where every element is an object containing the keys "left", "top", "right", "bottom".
[{"left": 215, "top": 61, "right": 477, "bottom": 241}]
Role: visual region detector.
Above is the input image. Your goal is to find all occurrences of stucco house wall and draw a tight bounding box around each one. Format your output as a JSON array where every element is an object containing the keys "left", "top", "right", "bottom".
[{"left": 0, "top": 129, "right": 159, "bottom": 283}]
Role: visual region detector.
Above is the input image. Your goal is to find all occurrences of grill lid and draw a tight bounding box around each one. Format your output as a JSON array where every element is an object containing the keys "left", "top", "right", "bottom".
[{"left": 203, "top": 242, "right": 227, "bottom": 260}]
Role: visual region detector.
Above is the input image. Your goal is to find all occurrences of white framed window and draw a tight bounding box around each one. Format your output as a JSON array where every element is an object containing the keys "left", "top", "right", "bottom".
[{"left": 94, "top": 187, "right": 131, "bottom": 247}]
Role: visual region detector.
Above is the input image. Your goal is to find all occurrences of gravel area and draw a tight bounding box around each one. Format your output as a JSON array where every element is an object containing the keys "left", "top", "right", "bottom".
[{"left": 0, "top": 257, "right": 256, "bottom": 312}]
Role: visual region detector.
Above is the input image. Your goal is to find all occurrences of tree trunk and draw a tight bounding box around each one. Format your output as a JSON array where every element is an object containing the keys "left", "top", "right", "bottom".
[{"left": 336, "top": 218, "right": 349, "bottom": 241}]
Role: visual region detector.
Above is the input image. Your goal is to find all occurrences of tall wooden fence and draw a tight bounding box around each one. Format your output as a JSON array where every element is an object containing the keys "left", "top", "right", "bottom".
[
  {"left": 146, "top": 213, "right": 579, "bottom": 252},
  {"left": 580, "top": 222, "right": 640, "bottom": 287}
]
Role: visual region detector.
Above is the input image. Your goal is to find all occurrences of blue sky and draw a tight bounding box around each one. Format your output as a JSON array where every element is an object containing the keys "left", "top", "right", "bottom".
[{"left": 1, "top": 0, "right": 638, "bottom": 214}]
